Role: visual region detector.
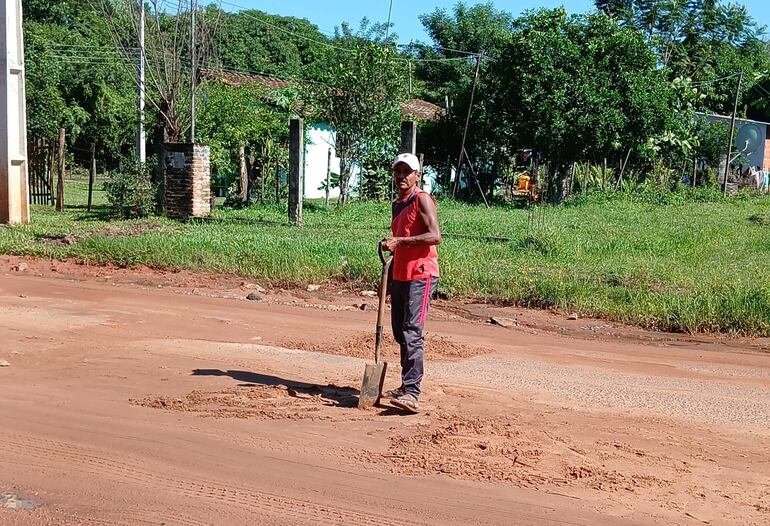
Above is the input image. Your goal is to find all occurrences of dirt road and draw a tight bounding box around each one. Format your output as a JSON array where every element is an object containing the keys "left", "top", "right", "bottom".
[{"left": 1, "top": 256, "right": 769, "bottom": 525}]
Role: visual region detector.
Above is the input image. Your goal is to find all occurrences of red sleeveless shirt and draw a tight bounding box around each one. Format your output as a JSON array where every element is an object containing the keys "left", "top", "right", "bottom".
[{"left": 391, "top": 188, "right": 440, "bottom": 281}]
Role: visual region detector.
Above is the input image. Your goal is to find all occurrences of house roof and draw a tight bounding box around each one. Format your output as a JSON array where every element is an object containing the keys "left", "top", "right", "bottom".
[
  {"left": 696, "top": 112, "right": 770, "bottom": 127},
  {"left": 400, "top": 98, "right": 445, "bottom": 122},
  {"left": 199, "top": 68, "right": 291, "bottom": 90},
  {"left": 199, "top": 67, "right": 445, "bottom": 122}
]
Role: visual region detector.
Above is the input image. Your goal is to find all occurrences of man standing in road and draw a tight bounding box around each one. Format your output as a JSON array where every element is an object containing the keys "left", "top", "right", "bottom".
[{"left": 381, "top": 153, "right": 441, "bottom": 414}]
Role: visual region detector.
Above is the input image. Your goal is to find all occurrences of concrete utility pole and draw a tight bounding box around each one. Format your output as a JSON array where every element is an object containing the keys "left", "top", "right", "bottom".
[
  {"left": 723, "top": 71, "right": 743, "bottom": 196},
  {"left": 137, "top": 0, "right": 146, "bottom": 163},
  {"left": 88, "top": 142, "right": 96, "bottom": 211},
  {"left": 0, "top": 0, "right": 29, "bottom": 224},
  {"left": 190, "top": 0, "right": 197, "bottom": 142},
  {"left": 384, "top": 0, "right": 393, "bottom": 42}
]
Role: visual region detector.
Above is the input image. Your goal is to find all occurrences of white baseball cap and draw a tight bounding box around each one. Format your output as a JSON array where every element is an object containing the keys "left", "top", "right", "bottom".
[{"left": 392, "top": 153, "right": 421, "bottom": 172}]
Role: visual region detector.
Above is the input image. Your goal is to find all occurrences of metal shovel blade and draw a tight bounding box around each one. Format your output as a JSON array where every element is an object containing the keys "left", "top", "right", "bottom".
[{"left": 358, "top": 361, "right": 387, "bottom": 409}]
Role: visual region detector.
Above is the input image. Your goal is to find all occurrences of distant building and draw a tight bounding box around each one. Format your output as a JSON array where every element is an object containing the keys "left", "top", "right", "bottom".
[{"left": 697, "top": 112, "right": 770, "bottom": 172}]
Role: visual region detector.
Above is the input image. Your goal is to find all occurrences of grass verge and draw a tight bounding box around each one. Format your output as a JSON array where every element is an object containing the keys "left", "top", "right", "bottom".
[{"left": 3, "top": 182, "right": 770, "bottom": 336}]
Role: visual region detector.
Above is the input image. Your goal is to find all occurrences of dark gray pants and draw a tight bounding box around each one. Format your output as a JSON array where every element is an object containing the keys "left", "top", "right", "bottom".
[{"left": 390, "top": 277, "right": 439, "bottom": 399}]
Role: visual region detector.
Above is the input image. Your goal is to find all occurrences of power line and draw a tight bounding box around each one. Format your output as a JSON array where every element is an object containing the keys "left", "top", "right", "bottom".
[
  {"left": 44, "top": 56, "right": 139, "bottom": 65},
  {"left": 217, "top": 0, "right": 479, "bottom": 63},
  {"left": 690, "top": 72, "right": 742, "bottom": 86},
  {"left": 47, "top": 43, "right": 139, "bottom": 50},
  {"left": 233, "top": 3, "right": 481, "bottom": 57},
  {"left": 45, "top": 51, "right": 139, "bottom": 58},
  {"left": 750, "top": 84, "right": 770, "bottom": 103},
  {"left": 396, "top": 41, "right": 481, "bottom": 58},
  {"left": 48, "top": 54, "right": 136, "bottom": 63},
  {"left": 199, "top": 61, "right": 330, "bottom": 88},
  {"left": 45, "top": 52, "right": 138, "bottom": 60},
  {"left": 218, "top": 1, "right": 355, "bottom": 53},
  {"left": 752, "top": 82, "right": 770, "bottom": 97}
]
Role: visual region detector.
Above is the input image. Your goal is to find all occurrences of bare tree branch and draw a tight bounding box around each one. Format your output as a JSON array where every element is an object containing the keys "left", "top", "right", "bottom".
[{"left": 91, "top": 0, "right": 212, "bottom": 141}]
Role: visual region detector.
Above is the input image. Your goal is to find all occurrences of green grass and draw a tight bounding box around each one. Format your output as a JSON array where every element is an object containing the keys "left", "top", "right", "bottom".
[{"left": 3, "top": 182, "right": 770, "bottom": 335}]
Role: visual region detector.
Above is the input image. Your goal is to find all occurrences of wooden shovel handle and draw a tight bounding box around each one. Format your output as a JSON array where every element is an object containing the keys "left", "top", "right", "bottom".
[{"left": 375, "top": 244, "right": 393, "bottom": 364}]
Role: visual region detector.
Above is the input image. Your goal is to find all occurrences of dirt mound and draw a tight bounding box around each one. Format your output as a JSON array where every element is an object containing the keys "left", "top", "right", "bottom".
[
  {"left": 36, "top": 234, "right": 80, "bottom": 246},
  {"left": 33, "top": 223, "right": 164, "bottom": 247},
  {"left": 380, "top": 411, "right": 671, "bottom": 493},
  {"left": 131, "top": 383, "right": 359, "bottom": 420},
  {"left": 92, "top": 222, "right": 164, "bottom": 238},
  {"left": 284, "top": 332, "right": 492, "bottom": 361},
  {"left": 384, "top": 413, "right": 550, "bottom": 487}
]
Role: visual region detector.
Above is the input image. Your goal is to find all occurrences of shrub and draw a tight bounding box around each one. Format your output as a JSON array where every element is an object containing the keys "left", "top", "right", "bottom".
[{"left": 104, "top": 162, "right": 157, "bottom": 219}]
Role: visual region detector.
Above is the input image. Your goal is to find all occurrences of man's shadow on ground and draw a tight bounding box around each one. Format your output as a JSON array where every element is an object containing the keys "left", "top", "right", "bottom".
[{"left": 191, "top": 368, "right": 408, "bottom": 415}]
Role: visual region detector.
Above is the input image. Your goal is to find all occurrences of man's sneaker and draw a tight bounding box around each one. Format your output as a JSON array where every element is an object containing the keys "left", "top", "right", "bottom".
[
  {"left": 391, "top": 393, "right": 419, "bottom": 414},
  {"left": 384, "top": 386, "right": 405, "bottom": 399}
]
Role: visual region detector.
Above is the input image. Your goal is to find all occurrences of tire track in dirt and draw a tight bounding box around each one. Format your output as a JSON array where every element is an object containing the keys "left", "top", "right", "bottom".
[
  {"left": 0, "top": 432, "right": 425, "bottom": 526},
  {"left": 0, "top": 509, "right": 204, "bottom": 526}
]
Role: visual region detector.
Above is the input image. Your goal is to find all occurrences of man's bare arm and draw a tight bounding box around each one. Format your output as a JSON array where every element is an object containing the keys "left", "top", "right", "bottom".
[{"left": 382, "top": 194, "right": 441, "bottom": 251}]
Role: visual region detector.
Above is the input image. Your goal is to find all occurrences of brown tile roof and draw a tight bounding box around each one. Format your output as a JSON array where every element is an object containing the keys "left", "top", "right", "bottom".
[
  {"left": 200, "top": 68, "right": 445, "bottom": 122},
  {"left": 199, "top": 68, "right": 291, "bottom": 90},
  {"left": 400, "top": 98, "right": 445, "bottom": 122}
]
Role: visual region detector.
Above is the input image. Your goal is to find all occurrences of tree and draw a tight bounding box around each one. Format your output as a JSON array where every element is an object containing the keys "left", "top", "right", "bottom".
[
  {"left": 595, "top": 0, "right": 770, "bottom": 118},
  {"left": 307, "top": 42, "right": 407, "bottom": 204},
  {"left": 196, "top": 80, "right": 289, "bottom": 203},
  {"left": 24, "top": 0, "right": 136, "bottom": 161},
  {"left": 334, "top": 17, "right": 397, "bottom": 45},
  {"left": 412, "top": 3, "right": 516, "bottom": 198},
  {"left": 93, "top": 0, "right": 217, "bottom": 142},
  {"left": 209, "top": 9, "right": 327, "bottom": 79},
  {"left": 489, "top": 9, "right": 674, "bottom": 201}
]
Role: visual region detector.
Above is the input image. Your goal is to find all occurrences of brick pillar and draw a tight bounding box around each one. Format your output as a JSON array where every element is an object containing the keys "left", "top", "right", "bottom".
[{"left": 163, "top": 143, "right": 211, "bottom": 219}]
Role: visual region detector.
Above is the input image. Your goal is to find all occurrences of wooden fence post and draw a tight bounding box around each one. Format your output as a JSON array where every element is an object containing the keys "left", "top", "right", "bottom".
[
  {"left": 602, "top": 158, "right": 607, "bottom": 192},
  {"left": 56, "top": 127, "right": 65, "bottom": 211},
  {"left": 288, "top": 118, "right": 303, "bottom": 225},
  {"left": 47, "top": 141, "right": 54, "bottom": 205},
  {"left": 400, "top": 120, "right": 416, "bottom": 154},
  {"left": 419, "top": 153, "right": 425, "bottom": 189},
  {"left": 274, "top": 165, "right": 279, "bottom": 204},
  {"left": 88, "top": 142, "right": 96, "bottom": 211},
  {"left": 325, "top": 147, "right": 331, "bottom": 206},
  {"left": 691, "top": 157, "right": 697, "bottom": 187},
  {"left": 238, "top": 141, "right": 248, "bottom": 204}
]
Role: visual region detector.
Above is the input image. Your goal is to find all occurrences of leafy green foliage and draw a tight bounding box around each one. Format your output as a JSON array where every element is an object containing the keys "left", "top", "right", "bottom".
[
  {"left": 489, "top": 9, "right": 673, "bottom": 200},
  {"left": 22, "top": 0, "right": 770, "bottom": 204},
  {"left": 414, "top": 3, "right": 516, "bottom": 195},
  {"left": 595, "top": 0, "right": 770, "bottom": 119},
  {"left": 210, "top": 9, "right": 327, "bottom": 79},
  {"left": 104, "top": 162, "right": 157, "bottom": 219},
  {"left": 24, "top": 0, "right": 136, "bottom": 162},
  {"left": 197, "top": 81, "right": 288, "bottom": 187},
  {"left": 307, "top": 42, "right": 407, "bottom": 203}
]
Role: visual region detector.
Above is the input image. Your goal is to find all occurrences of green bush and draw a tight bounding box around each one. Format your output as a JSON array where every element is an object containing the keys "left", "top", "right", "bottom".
[{"left": 104, "top": 163, "right": 156, "bottom": 219}]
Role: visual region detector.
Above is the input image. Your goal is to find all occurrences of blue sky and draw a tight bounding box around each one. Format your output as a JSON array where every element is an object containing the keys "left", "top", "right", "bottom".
[{"left": 223, "top": 1, "right": 770, "bottom": 45}]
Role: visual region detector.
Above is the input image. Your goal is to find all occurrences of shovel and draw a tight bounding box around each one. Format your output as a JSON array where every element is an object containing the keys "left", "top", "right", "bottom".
[{"left": 358, "top": 244, "right": 393, "bottom": 409}]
